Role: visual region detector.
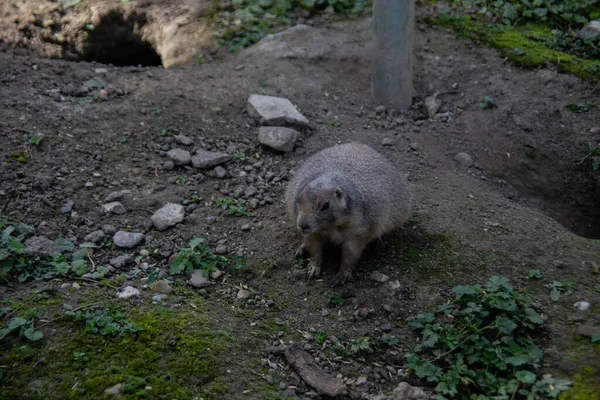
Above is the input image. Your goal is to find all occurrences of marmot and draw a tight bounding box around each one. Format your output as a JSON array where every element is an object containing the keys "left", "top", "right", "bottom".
[{"left": 285, "top": 142, "right": 412, "bottom": 286}]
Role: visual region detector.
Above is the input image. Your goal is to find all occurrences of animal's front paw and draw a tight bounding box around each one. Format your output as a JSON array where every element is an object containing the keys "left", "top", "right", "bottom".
[
  {"left": 306, "top": 262, "right": 321, "bottom": 282},
  {"left": 329, "top": 270, "right": 352, "bottom": 287},
  {"left": 295, "top": 242, "right": 308, "bottom": 260}
]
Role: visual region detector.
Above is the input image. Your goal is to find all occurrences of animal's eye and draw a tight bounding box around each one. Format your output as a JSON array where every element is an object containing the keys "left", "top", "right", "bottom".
[{"left": 321, "top": 202, "right": 329, "bottom": 211}]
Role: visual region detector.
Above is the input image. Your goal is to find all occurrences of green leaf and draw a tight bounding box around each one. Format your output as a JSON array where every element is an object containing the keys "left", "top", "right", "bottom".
[
  {"left": 71, "top": 259, "right": 88, "bottom": 276},
  {"left": 485, "top": 276, "right": 512, "bottom": 292},
  {"left": 91, "top": 266, "right": 109, "bottom": 279},
  {"left": 516, "top": 370, "right": 537, "bottom": 384},
  {"left": 0, "top": 328, "right": 12, "bottom": 340},
  {"left": 23, "top": 327, "right": 43, "bottom": 341},
  {"left": 72, "top": 248, "right": 88, "bottom": 261},
  {"left": 506, "top": 356, "right": 529, "bottom": 366},
  {"left": 61, "top": 0, "right": 81, "bottom": 6},
  {"left": 524, "top": 307, "right": 543, "bottom": 324},
  {"left": 550, "top": 287, "right": 561, "bottom": 301},
  {"left": 495, "top": 316, "right": 518, "bottom": 334},
  {"left": 79, "top": 242, "right": 98, "bottom": 248},
  {"left": 55, "top": 238, "right": 75, "bottom": 252},
  {"left": 7, "top": 239, "right": 25, "bottom": 255},
  {"left": 421, "top": 331, "right": 440, "bottom": 348},
  {"left": 8, "top": 317, "right": 28, "bottom": 330},
  {"left": 408, "top": 313, "right": 435, "bottom": 329},
  {"left": 592, "top": 334, "right": 600, "bottom": 343}
]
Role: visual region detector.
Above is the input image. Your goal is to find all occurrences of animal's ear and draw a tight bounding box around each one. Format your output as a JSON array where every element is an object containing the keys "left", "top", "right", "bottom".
[{"left": 334, "top": 188, "right": 343, "bottom": 199}]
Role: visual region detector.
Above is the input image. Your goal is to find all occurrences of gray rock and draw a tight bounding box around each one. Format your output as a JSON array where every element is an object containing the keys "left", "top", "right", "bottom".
[
  {"left": 105, "top": 190, "right": 125, "bottom": 202},
  {"left": 245, "top": 186, "right": 258, "bottom": 197},
  {"left": 215, "top": 244, "right": 229, "bottom": 255},
  {"left": 110, "top": 255, "right": 133, "bottom": 268},
  {"left": 392, "top": 382, "right": 429, "bottom": 400},
  {"left": 192, "top": 150, "right": 232, "bottom": 169},
  {"left": 454, "top": 152, "right": 474, "bottom": 167},
  {"left": 174, "top": 134, "right": 193, "bottom": 146},
  {"left": 149, "top": 280, "right": 173, "bottom": 294},
  {"left": 376, "top": 105, "right": 387, "bottom": 114},
  {"left": 102, "top": 224, "right": 117, "bottom": 235},
  {"left": 101, "top": 202, "right": 126, "bottom": 215},
  {"left": 248, "top": 94, "right": 308, "bottom": 127},
  {"left": 189, "top": 269, "right": 212, "bottom": 288},
  {"left": 167, "top": 148, "right": 192, "bottom": 166},
  {"left": 151, "top": 203, "right": 185, "bottom": 231},
  {"left": 61, "top": 199, "right": 74, "bottom": 213},
  {"left": 241, "top": 224, "right": 251, "bottom": 231},
  {"left": 424, "top": 93, "right": 442, "bottom": 118},
  {"left": 214, "top": 166, "right": 228, "bottom": 178},
  {"left": 249, "top": 198, "right": 260, "bottom": 209},
  {"left": 258, "top": 126, "right": 299, "bottom": 152},
  {"left": 577, "top": 325, "right": 599, "bottom": 338},
  {"left": 113, "top": 231, "right": 144, "bottom": 249},
  {"left": 152, "top": 294, "right": 168, "bottom": 302},
  {"left": 574, "top": 301, "right": 591, "bottom": 311},
  {"left": 164, "top": 160, "right": 175, "bottom": 171},
  {"left": 24, "top": 236, "right": 61, "bottom": 257},
  {"left": 371, "top": 271, "right": 390, "bottom": 283},
  {"left": 381, "top": 138, "right": 394, "bottom": 146},
  {"left": 576, "top": 20, "right": 600, "bottom": 40},
  {"left": 117, "top": 286, "right": 140, "bottom": 299},
  {"left": 237, "top": 289, "right": 251, "bottom": 300},
  {"left": 84, "top": 230, "right": 106, "bottom": 244},
  {"left": 388, "top": 280, "right": 402, "bottom": 291},
  {"left": 85, "top": 182, "right": 94, "bottom": 188},
  {"left": 206, "top": 216, "right": 217, "bottom": 225}
]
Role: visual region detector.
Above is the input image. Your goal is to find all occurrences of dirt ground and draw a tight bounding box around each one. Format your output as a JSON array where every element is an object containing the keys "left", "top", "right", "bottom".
[{"left": 1, "top": 3, "right": 600, "bottom": 400}]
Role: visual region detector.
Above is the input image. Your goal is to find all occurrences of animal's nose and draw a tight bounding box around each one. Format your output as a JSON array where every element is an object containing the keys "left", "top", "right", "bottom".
[{"left": 299, "top": 222, "right": 310, "bottom": 231}]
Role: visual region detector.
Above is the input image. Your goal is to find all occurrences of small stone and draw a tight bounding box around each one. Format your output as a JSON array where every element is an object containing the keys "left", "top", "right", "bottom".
[
  {"left": 110, "top": 255, "right": 133, "bottom": 268},
  {"left": 164, "top": 160, "right": 175, "bottom": 171},
  {"left": 245, "top": 186, "right": 258, "bottom": 197},
  {"left": 85, "top": 181, "right": 94, "bottom": 188},
  {"left": 241, "top": 224, "right": 251, "bottom": 231},
  {"left": 454, "top": 152, "right": 473, "bottom": 167},
  {"left": 215, "top": 244, "right": 229, "bottom": 255},
  {"left": 210, "top": 270, "right": 224, "bottom": 280},
  {"left": 590, "top": 126, "right": 600, "bottom": 134},
  {"left": 149, "top": 280, "right": 173, "bottom": 294},
  {"left": 113, "top": 231, "right": 144, "bottom": 249},
  {"left": 167, "top": 149, "right": 192, "bottom": 166},
  {"left": 206, "top": 216, "right": 217, "bottom": 225},
  {"left": 104, "top": 383, "right": 125, "bottom": 396},
  {"left": 381, "top": 323, "right": 393, "bottom": 332},
  {"left": 381, "top": 138, "right": 394, "bottom": 146},
  {"left": 247, "top": 94, "right": 309, "bottom": 127},
  {"left": 375, "top": 105, "right": 386, "bottom": 115},
  {"left": 424, "top": 93, "right": 442, "bottom": 118},
  {"left": 103, "top": 225, "right": 117, "bottom": 235},
  {"left": 192, "top": 150, "right": 232, "bottom": 169},
  {"left": 117, "top": 286, "right": 140, "bottom": 299},
  {"left": 409, "top": 142, "right": 419, "bottom": 151},
  {"left": 140, "top": 249, "right": 149, "bottom": 257},
  {"left": 151, "top": 203, "right": 185, "bottom": 231},
  {"left": 355, "top": 377, "right": 369, "bottom": 388},
  {"left": 576, "top": 20, "right": 600, "bottom": 40},
  {"left": 371, "top": 271, "right": 390, "bottom": 283},
  {"left": 105, "top": 190, "right": 125, "bottom": 202},
  {"left": 214, "top": 166, "right": 228, "bottom": 178},
  {"left": 84, "top": 230, "right": 106, "bottom": 244},
  {"left": 237, "top": 289, "right": 251, "bottom": 300},
  {"left": 553, "top": 260, "right": 567, "bottom": 269},
  {"left": 61, "top": 199, "right": 74, "bottom": 213},
  {"left": 101, "top": 202, "right": 126, "bottom": 215},
  {"left": 574, "top": 301, "right": 591, "bottom": 311},
  {"left": 24, "top": 236, "right": 61, "bottom": 257},
  {"left": 28, "top": 380, "right": 43, "bottom": 391},
  {"left": 388, "top": 280, "right": 402, "bottom": 290},
  {"left": 258, "top": 126, "right": 299, "bottom": 152},
  {"left": 249, "top": 198, "right": 260, "bottom": 209},
  {"left": 189, "top": 270, "right": 212, "bottom": 288},
  {"left": 152, "top": 294, "right": 168, "bottom": 302},
  {"left": 321, "top": 308, "right": 330, "bottom": 317},
  {"left": 174, "top": 134, "right": 193, "bottom": 146},
  {"left": 392, "top": 382, "right": 429, "bottom": 400}
]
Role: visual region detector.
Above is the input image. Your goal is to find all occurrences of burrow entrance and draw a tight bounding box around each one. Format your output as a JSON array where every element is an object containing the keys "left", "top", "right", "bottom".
[{"left": 82, "top": 11, "right": 162, "bottom": 67}]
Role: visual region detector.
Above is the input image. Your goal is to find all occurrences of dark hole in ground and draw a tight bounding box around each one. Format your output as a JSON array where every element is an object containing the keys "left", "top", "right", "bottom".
[{"left": 82, "top": 10, "right": 161, "bottom": 67}]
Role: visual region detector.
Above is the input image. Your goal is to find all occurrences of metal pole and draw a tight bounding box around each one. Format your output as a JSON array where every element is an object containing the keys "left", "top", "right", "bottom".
[{"left": 372, "top": 0, "right": 415, "bottom": 110}]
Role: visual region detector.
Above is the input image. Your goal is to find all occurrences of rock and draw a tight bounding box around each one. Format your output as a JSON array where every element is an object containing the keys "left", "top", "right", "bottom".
[
  {"left": 206, "top": 216, "right": 217, "bottom": 225},
  {"left": 167, "top": 149, "right": 192, "bottom": 166},
  {"left": 371, "top": 271, "right": 390, "bottom": 283},
  {"left": 210, "top": 270, "right": 224, "bottom": 280},
  {"left": 61, "top": 199, "right": 74, "bottom": 213},
  {"left": 84, "top": 230, "right": 106, "bottom": 244},
  {"left": 105, "top": 190, "right": 125, "bottom": 202},
  {"left": 24, "top": 236, "right": 61, "bottom": 257},
  {"left": 245, "top": 186, "right": 258, "bottom": 197},
  {"left": 102, "top": 224, "right": 117, "bottom": 235},
  {"left": 151, "top": 203, "right": 185, "bottom": 231},
  {"left": 101, "top": 202, "right": 126, "bottom": 215},
  {"left": 189, "top": 270, "right": 212, "bottom": 288},
  {"left": 214, "top": 166, "right": 228, "bottom": 178},
  {"left": 110, "top": 255, "right": 133, "bottom": 268},
  {"left": 174, "top": 134, "right": 193, "bottom": 146},
  {"left": 381, "top": 138, "right": 394, "bottom": 146},
  {"left": 117, "top": 286, "right": 140, "bottom": 299},
  {"left": 577, "top": 325, "right": 599, "bottom": 338},
  {"left": 85, "top": 181, "right": 94, "bottom": 188},
  {"left": 576, "top": 20, "right": 600, "bottom": 40},
  {"left": 388, "top": 280, "right": 402, "bottom": 290},
  {"left": 392, "top": 382, "right": 429, "bottom": 400},
  {"left": 454, "top": 152, "right": 473, "bottom": 167},
  {"left": 153, "top": 294, "right": 168, "bottom": 302},
  {"left": 215, "top": 244, "right": 229, "bottom": 255},
  {"left": 140, "top": 249, "right": 150, "bottom": 257},
  {"left": 553, "top": 260, "right": 567, "bottom": 269},
  {"left": 241, "top": 224, "right": 251, "bottom": 231},
  {"left": 258, "top": 126, "right": 299, "bottom": 152},
  {"left": 113, "top": 231, "right": 144, "bottom": 249},
  {"left": 249, "top": 198, "right": 260, "bottom": 209},
  {"left": 237, "top": 289, "right": 251, "bottom": 300},
  {"left": 104, "top": 383, "right": 124, "bottom": 396},
  {"left": 376, "top": 105, "right": 387, "bottom": 115},
  {"left": 164, "top": 160, "right": 175, "bottom": 171},
  {"left": 28, "top": 379, "right": 43, "bottom": 391},
  {"left": 247, "top": 94, "right": 309, "bottom": 127},
  {"left": 191, "top": 150, "right": 232, "bottom": 169},
  {"left": 149, "top": 280, "right": 173, "bottom": 294},
  {"left": 574, "top": 301, "right": 591, "bottom": 311},
  {"left": 81, "top": 77, "right": 107, "bottom": 91},
  {"left": 424, "top": 93, "right": 442, "bottom": 118}
]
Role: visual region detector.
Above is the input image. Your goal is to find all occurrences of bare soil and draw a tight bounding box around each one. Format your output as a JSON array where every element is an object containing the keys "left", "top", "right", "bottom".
[{"left": 1, "top": 3, "right": 600, "bottom": 399}]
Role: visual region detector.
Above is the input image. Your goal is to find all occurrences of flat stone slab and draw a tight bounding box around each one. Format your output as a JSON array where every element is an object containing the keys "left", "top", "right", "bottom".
[
  {"left": 258, "top": 126, "right": 299, "bottom": 152},
  {"left": 167, "top": 148, "right": 192, "bottom": 166},
  {"left": 192, "top": 150, "right": 232, "bottom": 169},
  {"left": 248, "top": 94, "right": 308, "bottom": 127},
  {"left": 24, "top": 236, "right": 61, "bottom": 257},
  {"left": 113, "top": 231, "right": 144, "bottom": 249},
  {"left": 151, "top": 203, "right": 185, "bottom": 231}
]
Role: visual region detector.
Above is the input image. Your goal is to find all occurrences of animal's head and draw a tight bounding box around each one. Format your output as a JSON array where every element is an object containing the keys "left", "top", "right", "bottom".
[{"left": 295, "top": 178, "right": 348, "bottom": 234}]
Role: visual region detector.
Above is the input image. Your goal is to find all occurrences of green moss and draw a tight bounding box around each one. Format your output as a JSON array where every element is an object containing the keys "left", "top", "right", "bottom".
[
  {"left": 429, "top": 15, "right": 600, "bottom": 81},
  {"left": 560, "top": 367, "right": 600, "bottom": 400}
]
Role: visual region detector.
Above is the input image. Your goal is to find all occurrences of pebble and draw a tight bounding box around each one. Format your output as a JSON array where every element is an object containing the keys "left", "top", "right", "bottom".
[
  {"left": 574, "top": 301, "right": 591, "bottom": 311},
  {"left": 258, "top": 126, "right": 299, "bottom": 152},
  {"left": 249, "top": 198, "right": 260, "bottom": 209},
  {"left": 371, "top": 271, "right": 390, "bottom": 283},
  {"left": 151, "top": 203, "right": 185, "bottom": 231},
  {"left": 192, "top": 150, "right": 232, "bottom": 169},
  {"left": 113, "top": 231, "right": 144, "bottom": 248},
  {"left": 164, "top": 160, "right": 175, "bottom": 171},
  {"left": 241, "top": 224, "right": 251, "bottom": 231},
  {"left": 577, "top": 325, "right": 599, "bottom": 338},
  {"left": 424, "top": 93, "right": 442, "bottom": 117},
  {"left": 84, "top": 230, "right": 106, "bottom": 244},
  {"left": 245, "top": 186, "right": 258, "bottom": 197},
  {"left": 101, "top": 202, "right": 126, "bottom": 215},
  {"left": 381, "top": 138, "right": 394, "bottom": 146},
  {"left": 215, "top": 244, "right": 229, "bottom": 255},
  {"left": 152, "top": 294, "right": 168, "bottom": 302},
  {"left": 60, "top": 199, "right": 74, "bottom": 213},
  {"left": 166, "top": 149, "right": 191, "bottom": 166},
  {"left": 237, "top": 289, "right": 251, "bottom": 300},
  {"left": 104, "top": 383, "right": 124, "bottom": 396},
  {"left": 23, "top": 236, "right": 61, "bottom": 257},
  {"left": 149, "top": 280, "right": 173, "bottom": 294},
  {"left": 576, "top": 20, "right": 600, "bottom": 40},
  {"left": 105, "top": 190, "right": 125, "bottom": 202},
  {"left": 454, "top": 152, "right": 474, "bottom": 167},
  {"left": 189, "top": 270, "right": 212, "bottom": 288},
  {"left": 174, "top": 134, "right": 193, "bottom": 146},
  {"left": 388, "top": 280, "right": 402, "bottom": 290},
  {"left": 110, "top": 255, "right": 134, "bottom": 268},
  {"left": 214, "top": 166, "right": 228, "bottom": 178},
  {"left": 85, "top": 182, "right": 94, "bottom": 188},
  {"left": 206, "top": 216, "right": 217, "bottom": 225},
  {"left": 140, "top": 249, "right": 149, "bottom": 257},
  {"left": 375, "top": 105, "right": 386, "bottom": 115},
  {"left": 117, "top": 286, "right": 140, "bottom": 299},
  {"left": 247, "top": 94, "right": 309, "bottom": 127},
  {"left": 103, "top": 224, "right": 117, "bottom": 235},
  {"left": 392, "top": 382, "right": 428, "bottom": 399}
]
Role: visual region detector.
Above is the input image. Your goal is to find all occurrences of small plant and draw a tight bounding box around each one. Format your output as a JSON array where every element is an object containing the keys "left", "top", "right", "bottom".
[
  {"left": 0, "top": 316, "right": 44, "bottom": 342},
  {"left": 405, "top": 276, "right": 571, "bottom": 399},
  {"left": 380, "top": 334, "right": 400, "bottom": 346},
  {"left": 349, "top": 336, "right": 373, "bottom": 355},
  {"left": 546, "top": 280, "right": 574, "bottom": 301},
  {"left": 159, "top": 128, "right": 175, "bottom": 137},
  {"left": 28, "top": 136, "right": 43, "bottom": 145},
  {"left": 182, "top": 195, "right": 202, "bottom": 205},
  {"left": 327, "top": 292, "right": 344, "bottom": 307},
  {"left": 170, "top": 238, "right": 229, "bottom": 277},
  {"left": 65, "top": 305, "right": 140, "bottom": 337},
  {"left": 176, "top": 176, "right": 186, "bottom": 185},
  {"left": 314, "top": 331, "right": 327, "bottom": 345},
  {"left": 478, "top": 96, "right": 497, "bottom": 109},
  {"left": 215, "top": 197, "right": 252, "bottom": 217},
  {"left": 569, "top": 102, "right": 595, "bottom": 113},
  {"left": 326, "top": 120, "right": 341, "bottom": 127},
  {"left": 229, "top": 255, "right": 249, "bottom": 276},
  {"left": 233, "top": 152, "right": 247, "bottom": 162},
  {"left": 7, "top": 149, "right": 27, "bottom": 163},
  {"left": 154, "top": 107, "right": 162, "bottom": 115},
  {"left": 574, "top": 144, "right": 600, "bottom": 172},
  {"left": 528, "top": 269, "right": 542, "bottom": 279}
]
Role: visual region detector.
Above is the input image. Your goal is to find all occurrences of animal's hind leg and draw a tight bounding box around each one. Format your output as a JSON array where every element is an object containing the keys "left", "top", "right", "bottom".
[{"left": 330, "top": 237, "right": 367, "bottom": 287}]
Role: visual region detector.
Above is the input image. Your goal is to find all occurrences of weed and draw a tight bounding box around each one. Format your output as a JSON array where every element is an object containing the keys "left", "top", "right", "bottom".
[
  {"left": 405, "top": 276, "right": 571, "bottom": 398},
  {"left": 0, "top": 316, "right": 44, "bottom": 342},
  {"left": 233, "top": 152, "right": 247, "bottom": 161},
  {"left": 380, "top": 334, "right": 400, "bottom": 346},
  {"left": 176, "top": 176, "right": 186, "bottom": 185},
  {"left": 349, "top": 336, "right": 373, "bottom": 355},
  {"left": 28, "top": 136, "right": 43, "bottom": 146},
  {"left": 65, "top": 304, "right": 140, "bottom": 337},
  {"left": 327, "top": 292, "right": 344, "bottom": 307},
  {"left": 569, "top": 102, "right": 595, "bottom": 113},
  {"left": 154, "top": 107, "right": 162, "bottom": 115},
  {"left": 478, "top": 96, "right": 497, "bottom": 109},
  {"left": 546, "top": 279, "right": 574, "bottom": 301},
  {"left": 182, "top": 195, "right": 202, "bottom": 205},
  {"left": 574, "top": 144, "right": 600, "bottom": 172},
  {"left": 326, "top": 120, "right": 341, "bottom": 127},
  {"left": 215, "top": 197, "right": 252, "bottom": 217},
  {"left": 170, "top": 238, "right": 243, "bottom": 277},
  {"left": 7, "top": 149, "right": 27, "bottom": 163},
  {"left": 159, "top": 128, "right": 175, "bottom": 137},
  {"left": 528, "top": 269, "right": 542, "bottom": 279},
  {"left": 314, "top": 332, "right": 327, "bottom": 345}
]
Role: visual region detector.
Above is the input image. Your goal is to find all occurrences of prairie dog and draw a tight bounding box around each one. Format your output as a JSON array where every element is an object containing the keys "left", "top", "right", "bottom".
[{"left": 285, "top": 142, "right": 412, "bottom": 286}]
